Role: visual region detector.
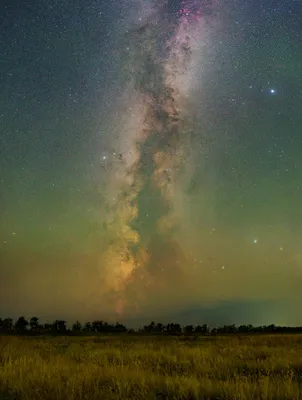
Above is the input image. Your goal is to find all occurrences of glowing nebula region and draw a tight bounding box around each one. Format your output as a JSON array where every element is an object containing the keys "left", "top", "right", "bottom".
[{"left": 98, "top": 0, "right": 219, "bottom": 316}]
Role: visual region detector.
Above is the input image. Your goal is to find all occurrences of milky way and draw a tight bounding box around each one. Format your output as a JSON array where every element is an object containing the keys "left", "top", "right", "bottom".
[{"left": 99, "top": 0, "right": 219, "bottom": 316}]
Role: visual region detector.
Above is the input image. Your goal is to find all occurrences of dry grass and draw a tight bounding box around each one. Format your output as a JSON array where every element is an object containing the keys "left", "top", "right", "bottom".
[{"left": 0, "top": 334, "right": 302, "bottom": 399}]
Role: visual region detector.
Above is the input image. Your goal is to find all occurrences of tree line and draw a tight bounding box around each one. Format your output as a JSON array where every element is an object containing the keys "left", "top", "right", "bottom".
[{"left": 1, "top": 316, "right": 302, "bottom": 335}]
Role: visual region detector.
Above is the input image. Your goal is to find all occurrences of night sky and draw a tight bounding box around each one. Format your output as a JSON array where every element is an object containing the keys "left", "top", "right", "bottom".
[{"left": 1, "top": 0, "right": 302, "bottom": 327}]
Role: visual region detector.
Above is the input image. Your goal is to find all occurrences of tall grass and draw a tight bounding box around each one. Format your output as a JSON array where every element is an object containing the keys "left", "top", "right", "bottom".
[{"left": 0, "top": 334, "right": 301, "bottom": 399}]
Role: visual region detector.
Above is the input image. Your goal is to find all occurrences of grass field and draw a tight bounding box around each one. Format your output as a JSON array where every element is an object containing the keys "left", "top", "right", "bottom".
[{"left": 0, "top": 334, "right": 302, "bottom": 400}]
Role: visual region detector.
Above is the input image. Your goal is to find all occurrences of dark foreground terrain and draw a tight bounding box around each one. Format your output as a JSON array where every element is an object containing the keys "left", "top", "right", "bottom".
[{"left": 0, "top": 334, "right": 301, "bottom": 399}]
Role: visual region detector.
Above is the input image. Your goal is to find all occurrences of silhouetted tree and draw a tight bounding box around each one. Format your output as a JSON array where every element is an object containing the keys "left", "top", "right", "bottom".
[
  {"left": 72, "top": 321, "right": 82, "bottom": 332},
  {"left": 184, "top": 325, "right": 195, "bottom": 334},
  {"left": 1, "top": 318, "right": 13, "bottom": 332},
  {"left": 52, "top": 320, "right": 67, "bottom": 333},
  {"left": 267, "top": 324, "right": 276, "bottom": 333},
  {"left": 114, "top": 322, "right": 127, "bottom": 333},
  {"left": 195, "top": 324, "right": 208, "bottom": 334},
  {"left": 237, "top": 325, "right": 247, "bottom": 333},
  {"left": 43, "top": 323, "right": 52, "bottom": 333},
  {"left": 15, "top": 316, "right": 28, "bottom": 333},
  {"left": 83, "top": 322, "right": 92, "bottom": 333},
  {"left": 166, "top": 323, "right": 182, "bottom": 334},
  {"left": 143, "top": 321, "right": 156, "bottom": 333},
  {"left": 2, "top": 314, "right": 302, "bottom": 337},
  {"left": 92, "top": 320, "right": 102, "bottom": 332},
  {"left": 102, "top": 321, "right": 110, "bottom": 332},
  {"left": 29, "top": 317, "right": 39, "bottom": 332},
  {"left": 155, "top": 322, "right": 164, "bottom": 333},
  {"left": 218, "top": 324, "right": 237, "bottom": 334}
]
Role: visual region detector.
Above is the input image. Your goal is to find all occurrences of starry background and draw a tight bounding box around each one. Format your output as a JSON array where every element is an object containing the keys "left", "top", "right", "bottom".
[{"left": 0, "top": 0, "right": 301, "bottom": 326}]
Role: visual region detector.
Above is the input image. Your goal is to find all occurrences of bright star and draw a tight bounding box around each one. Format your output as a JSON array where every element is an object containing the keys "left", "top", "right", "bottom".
[{"left": 269, "top": 89, "right": 276, "bottom": 94}]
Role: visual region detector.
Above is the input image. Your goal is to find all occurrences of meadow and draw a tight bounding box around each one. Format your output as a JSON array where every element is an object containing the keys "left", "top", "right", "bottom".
[{"left": 0, "top": 334, "right": 301, "bottom": 400}]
